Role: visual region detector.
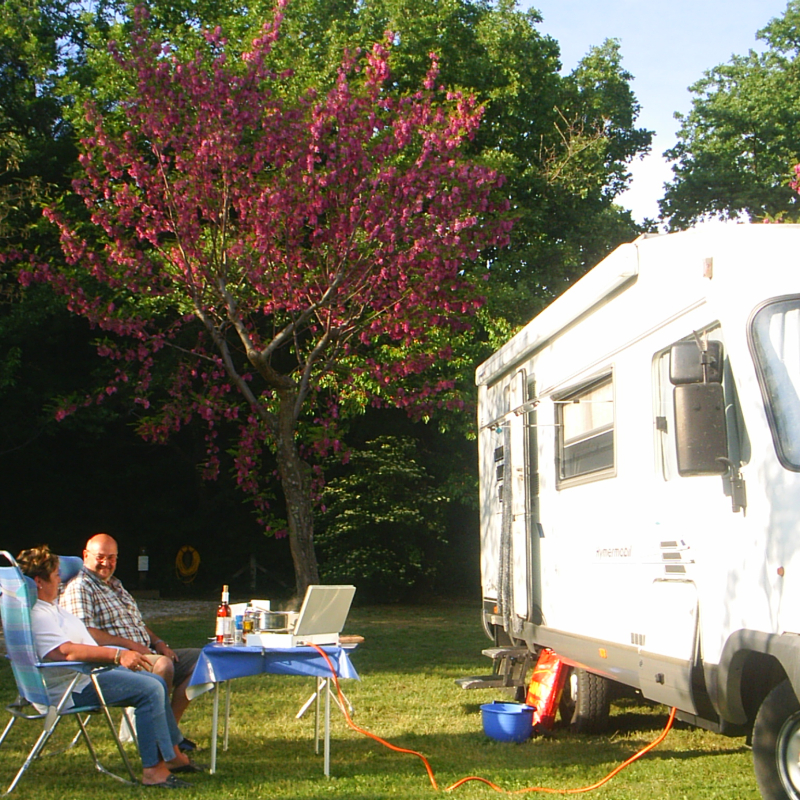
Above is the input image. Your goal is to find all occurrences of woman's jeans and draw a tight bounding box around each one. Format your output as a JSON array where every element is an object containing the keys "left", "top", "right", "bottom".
[{"left": 72, "top": 667, "right": 181, "bottom": 768}]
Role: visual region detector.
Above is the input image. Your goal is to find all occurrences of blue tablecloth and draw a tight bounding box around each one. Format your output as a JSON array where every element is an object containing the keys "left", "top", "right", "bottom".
[
  {"left": 186, "top": 643, "right": 360, "bottom": 776},
  {"left": 187, "top": 643, "right": 359, "bottom": 699}
]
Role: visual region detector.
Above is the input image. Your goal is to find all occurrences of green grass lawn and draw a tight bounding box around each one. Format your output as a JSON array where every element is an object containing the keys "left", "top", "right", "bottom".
[{"left": 0, "top": 601, "right": 761, "bottom": 798}]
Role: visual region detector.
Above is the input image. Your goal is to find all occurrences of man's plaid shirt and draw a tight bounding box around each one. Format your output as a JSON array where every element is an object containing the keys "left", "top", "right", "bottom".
[{"left": 59, "top": 565, "right": 151, "bottom": 648}]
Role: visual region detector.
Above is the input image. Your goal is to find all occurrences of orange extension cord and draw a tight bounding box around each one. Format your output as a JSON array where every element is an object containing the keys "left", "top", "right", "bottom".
[{"left": 309, "top": 644, "right": 677, "bottom": 795}]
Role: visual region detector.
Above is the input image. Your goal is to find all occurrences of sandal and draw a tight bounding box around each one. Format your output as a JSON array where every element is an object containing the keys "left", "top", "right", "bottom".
[
  {"left": 170, "top": 759, "right": 207, "bottom": 774},
  {"left": 144, "top": 775, "right": 192, "bottom": 788}
]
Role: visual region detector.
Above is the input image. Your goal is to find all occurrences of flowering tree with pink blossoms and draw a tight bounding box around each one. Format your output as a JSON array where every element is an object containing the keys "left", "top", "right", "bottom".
[{"left": 30, "top": 4, "right": 512, "bottom": 593}]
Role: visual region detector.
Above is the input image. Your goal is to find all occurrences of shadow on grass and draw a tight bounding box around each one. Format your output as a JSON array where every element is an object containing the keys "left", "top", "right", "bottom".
[
  {"left": 200, "top": 726, "right": 748, "bottom": 781},
  {"left": 0, "top": 709, "right": 752, "bottom": 800}
]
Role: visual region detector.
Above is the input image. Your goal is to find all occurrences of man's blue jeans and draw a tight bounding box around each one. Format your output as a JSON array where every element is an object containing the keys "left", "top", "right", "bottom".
[{"left": 72, "top": 668, "right": 181, "bottom": 768}]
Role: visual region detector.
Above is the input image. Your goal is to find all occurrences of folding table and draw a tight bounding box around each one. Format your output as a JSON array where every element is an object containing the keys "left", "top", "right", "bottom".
[{"left": 186, "top": 643, "right": 359, "bottom": 776}]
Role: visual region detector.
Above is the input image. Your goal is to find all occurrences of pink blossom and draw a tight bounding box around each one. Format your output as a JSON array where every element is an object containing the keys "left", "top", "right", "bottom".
[{"left": 35, "top": 4, "right": 513, "bottom": 549}]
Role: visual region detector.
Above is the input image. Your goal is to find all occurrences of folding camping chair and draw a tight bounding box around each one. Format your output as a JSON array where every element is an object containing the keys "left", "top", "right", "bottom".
[{"left": 0, "top": 551, "right": 137, "bottom": 795}]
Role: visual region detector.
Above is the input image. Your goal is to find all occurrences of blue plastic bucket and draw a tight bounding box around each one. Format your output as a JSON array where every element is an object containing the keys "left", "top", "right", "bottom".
[{"left": 480, "top": 702, "right": 535, "bottom": 743}]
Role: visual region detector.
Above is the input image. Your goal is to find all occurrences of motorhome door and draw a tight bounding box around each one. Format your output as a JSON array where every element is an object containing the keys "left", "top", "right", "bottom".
[{"left": 508, "top": 369, "right": 529, "bottom": 623}]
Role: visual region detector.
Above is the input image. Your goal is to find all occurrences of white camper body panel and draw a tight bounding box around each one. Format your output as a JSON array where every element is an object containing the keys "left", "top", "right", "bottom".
[{"left": 477, "top": 225, "right": 800, "bottom": 720}]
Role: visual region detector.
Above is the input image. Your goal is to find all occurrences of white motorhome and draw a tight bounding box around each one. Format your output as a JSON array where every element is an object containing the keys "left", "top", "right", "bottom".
[{"left": 476, "top": 224, "right": 800, "bottom": 800}]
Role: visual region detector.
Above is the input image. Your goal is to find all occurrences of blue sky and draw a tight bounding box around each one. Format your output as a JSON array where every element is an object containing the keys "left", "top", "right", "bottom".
[{"left": 520, "top": 0, "right": 791, "bottom": 224}]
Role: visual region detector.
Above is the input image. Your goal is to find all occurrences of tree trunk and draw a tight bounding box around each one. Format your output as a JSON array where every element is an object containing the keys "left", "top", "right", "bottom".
[{"left": 274, "top": 390, "right": 320, "bottom": 597}]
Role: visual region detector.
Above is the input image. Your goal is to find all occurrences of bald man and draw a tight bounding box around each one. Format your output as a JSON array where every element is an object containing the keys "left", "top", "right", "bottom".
[{"left": 60, "top": 533, "right": 200, "bottom": 751}]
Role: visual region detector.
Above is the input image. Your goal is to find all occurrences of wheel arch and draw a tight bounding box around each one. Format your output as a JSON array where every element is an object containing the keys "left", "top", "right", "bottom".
[{"left": 716, "top": 631, "right": 800, "bottom": 725}]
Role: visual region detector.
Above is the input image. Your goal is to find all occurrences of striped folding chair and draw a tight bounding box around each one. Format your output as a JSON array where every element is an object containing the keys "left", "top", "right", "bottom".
[{"left": 0, "top": 551, "right": 137, "bottom": 794}]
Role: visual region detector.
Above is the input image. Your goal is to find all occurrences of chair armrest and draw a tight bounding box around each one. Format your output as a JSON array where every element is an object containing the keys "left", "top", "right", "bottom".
[{"left": 36, "top": 661, "right": 117, "bottom": 675}]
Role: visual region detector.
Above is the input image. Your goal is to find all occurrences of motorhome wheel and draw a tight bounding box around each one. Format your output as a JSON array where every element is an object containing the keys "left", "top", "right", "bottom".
[
  {"left": 558, "top": 668, "right": 611, "bottom": 734},
  {"left": 753, "top": 680, "right": 800, "bottom": 800}
]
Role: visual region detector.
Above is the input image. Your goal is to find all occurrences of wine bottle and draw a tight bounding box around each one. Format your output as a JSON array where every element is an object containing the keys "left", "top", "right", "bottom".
[{"left": 215, "top": 584, "right": 232, "bottom": 644}]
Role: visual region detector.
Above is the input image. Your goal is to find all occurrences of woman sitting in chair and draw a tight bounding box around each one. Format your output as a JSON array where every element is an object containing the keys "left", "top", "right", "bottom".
[{"left": 17, "top": 545, "right": 201, "bottom": 788}]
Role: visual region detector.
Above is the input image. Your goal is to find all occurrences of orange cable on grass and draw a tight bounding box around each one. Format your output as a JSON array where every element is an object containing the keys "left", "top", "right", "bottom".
[
  {"left": 308, "top": 643, "right": 676, "bottom": 795},
  {"left": 445, "top": 706, "right": 677, "bottom": 794},
  {"left": 309, "top": 642, "right": 441, "bottom": 790}
]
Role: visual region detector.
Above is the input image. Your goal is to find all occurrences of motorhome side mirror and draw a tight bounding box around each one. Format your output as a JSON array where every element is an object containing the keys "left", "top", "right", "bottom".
[
  {"left": 670, "top": 340, "right": 723, "bottom": 385},
  {"left": 674, "top": 383, "right": 728, "bottom": 475}
]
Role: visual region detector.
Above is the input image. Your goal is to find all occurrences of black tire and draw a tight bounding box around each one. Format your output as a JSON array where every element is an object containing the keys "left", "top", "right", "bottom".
[
  {"left": 753, "top": 680, "right": 800, "bottom": 800},
  {"left": 559, "top": 667, "right": 611, "bottom": 734}
]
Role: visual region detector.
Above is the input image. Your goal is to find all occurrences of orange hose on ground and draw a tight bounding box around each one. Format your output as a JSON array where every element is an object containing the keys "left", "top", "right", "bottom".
[
  {"left": 445, "top": 707, "right": 677, "bottom": 794},
  {"left": 309, "top": 642, "right": 441, "bottom": 789},
  {"left": 309, "top": 643, "right": 676, "bottom": 795}
]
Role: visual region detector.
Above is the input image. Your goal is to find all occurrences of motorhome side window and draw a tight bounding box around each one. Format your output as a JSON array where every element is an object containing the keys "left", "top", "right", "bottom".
[
  {"left": 555, "top": 374, "right": 614, "bottom": 486},
  {"left": 750, "top": 295, "right": 800, "bottom": 470}
]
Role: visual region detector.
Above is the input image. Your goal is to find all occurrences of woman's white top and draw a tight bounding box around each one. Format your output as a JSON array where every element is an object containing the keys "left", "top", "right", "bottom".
[{"left": 30, "top": 599, "right": 98, "bottom": 708}]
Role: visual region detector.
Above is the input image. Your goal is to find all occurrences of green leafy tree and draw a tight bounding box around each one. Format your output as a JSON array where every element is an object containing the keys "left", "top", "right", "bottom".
[
  {"left": 0, "top": 0, "right": 98, "bottom": 246},
  {"left": 317, "top": 436, "right": 449, "bottom": 600},
  {"left": 661, "top": 0, "right": 800, "bottom": 229},
  {"left": 313, "top": 0, "right": 652, "bottom": 322},
  {"left": 0, "top": 1, "right": 103, "bottom": 459}
]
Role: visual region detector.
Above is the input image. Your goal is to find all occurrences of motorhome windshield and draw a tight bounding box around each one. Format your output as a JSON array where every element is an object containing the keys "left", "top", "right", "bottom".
[{"left": 750, "top": 295, "right": 800, "bottom": 470}]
